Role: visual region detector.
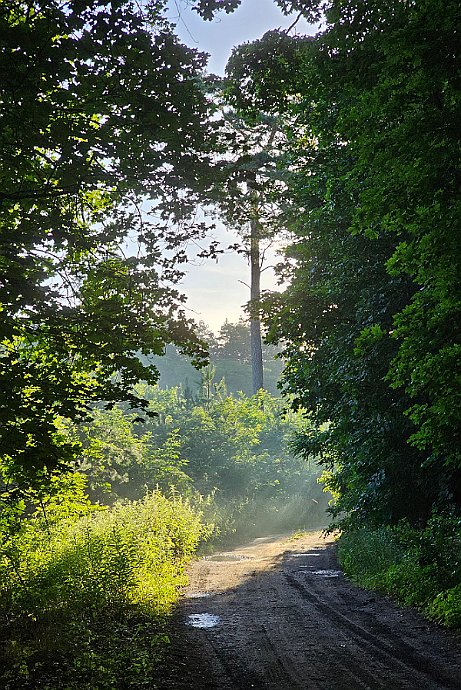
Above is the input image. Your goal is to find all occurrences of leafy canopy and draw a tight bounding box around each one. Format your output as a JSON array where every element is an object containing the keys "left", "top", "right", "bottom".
[
  {"left": 213, "top": 0, "right": 461, "bottom": 527},
  {"left": 0, "top": 0, "right": 215, "bottom": 481}
]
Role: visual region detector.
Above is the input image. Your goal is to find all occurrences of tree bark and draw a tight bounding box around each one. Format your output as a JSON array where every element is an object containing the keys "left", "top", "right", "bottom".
[{"left": 250, "top": 217, "right": 263, "bottom": 394}]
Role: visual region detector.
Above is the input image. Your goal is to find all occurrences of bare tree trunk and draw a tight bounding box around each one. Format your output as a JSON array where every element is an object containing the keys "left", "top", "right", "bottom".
[{"left": 250, "top": 217, "right": 263, "bottom": 394}]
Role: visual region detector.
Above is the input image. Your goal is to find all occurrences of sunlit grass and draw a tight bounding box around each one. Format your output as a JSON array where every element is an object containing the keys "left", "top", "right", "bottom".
[{"left": 0, "top": 491, "right": 206, "bottom": 688}]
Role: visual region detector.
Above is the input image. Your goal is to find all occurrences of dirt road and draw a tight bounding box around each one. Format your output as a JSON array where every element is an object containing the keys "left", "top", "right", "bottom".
[{"left": 160, "top": 532, "right": 461, "bottom": 689}]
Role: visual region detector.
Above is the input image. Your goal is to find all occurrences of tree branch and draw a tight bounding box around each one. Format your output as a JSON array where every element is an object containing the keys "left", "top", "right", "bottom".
[{"left": 284, "top": 11, "right": 303, "bottom": 35}]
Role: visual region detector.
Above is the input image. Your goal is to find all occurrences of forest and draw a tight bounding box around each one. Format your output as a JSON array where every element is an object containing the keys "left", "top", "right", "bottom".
[{"left": 1, "top": 0, "right": 460, "bottom": 687}]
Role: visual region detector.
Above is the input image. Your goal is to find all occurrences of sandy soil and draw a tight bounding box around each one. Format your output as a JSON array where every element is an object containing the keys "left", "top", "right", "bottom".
[{"left": 158, "top": 532, "right": 461, "bottom": 689}]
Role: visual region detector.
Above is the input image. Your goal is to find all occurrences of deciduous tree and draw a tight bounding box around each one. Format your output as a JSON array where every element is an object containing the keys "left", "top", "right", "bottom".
[
  {"left": 199, "top": 0, "right": 461, "bottom": 526},
  {"left": 0, "top": 0, "right": 213, "bottom": 481}
]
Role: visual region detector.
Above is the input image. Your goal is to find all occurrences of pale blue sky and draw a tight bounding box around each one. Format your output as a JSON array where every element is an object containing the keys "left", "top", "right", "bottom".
[
  {"left": 167, "top": 0, "right": 314, "bottom": 75},
  {"left": 165, "top": 1, "right": 317, "bottom": 333}
]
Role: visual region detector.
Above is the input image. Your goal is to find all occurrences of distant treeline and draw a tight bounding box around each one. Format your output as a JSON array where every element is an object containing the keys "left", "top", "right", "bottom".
[{"left": 145, "top": 319, "right": 284, "bottom": 397}]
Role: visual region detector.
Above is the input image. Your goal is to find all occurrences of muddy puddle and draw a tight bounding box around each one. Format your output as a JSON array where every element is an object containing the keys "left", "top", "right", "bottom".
[
  {"left": 205, "top": 553, "right": 252, "bottom": 562},
  {"left": 187, "top": 613, "right": 220, "bottom": 629}
]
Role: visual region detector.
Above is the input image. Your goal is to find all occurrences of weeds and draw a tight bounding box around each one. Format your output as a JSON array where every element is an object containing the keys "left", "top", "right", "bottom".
[
  {"left": 0, "top": 490, "right": 206, "bottom": 688},
  {"left": 337, "top": 515, "right": 461, "bottom": 628}
]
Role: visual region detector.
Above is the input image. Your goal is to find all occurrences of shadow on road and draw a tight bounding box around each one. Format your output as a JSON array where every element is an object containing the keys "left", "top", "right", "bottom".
[{"left": 159, "top": 533, "right": 461, "bottom": 690}]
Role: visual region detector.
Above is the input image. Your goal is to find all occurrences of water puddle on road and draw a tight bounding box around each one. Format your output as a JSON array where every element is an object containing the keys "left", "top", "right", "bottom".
[
  {"left": 205, "top": 554, "right": 252, "bottom": 562},
  {"left": 187, "top": 613, "right": 220, "bottom": 628},
  {"left": 310, "top": 569, "right": 342, "bottom": 578}
]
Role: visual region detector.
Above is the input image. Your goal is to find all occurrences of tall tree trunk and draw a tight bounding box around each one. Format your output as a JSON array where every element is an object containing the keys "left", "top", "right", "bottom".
[{"left": 250, "top": 217, "right": 263, "bottom": 394}]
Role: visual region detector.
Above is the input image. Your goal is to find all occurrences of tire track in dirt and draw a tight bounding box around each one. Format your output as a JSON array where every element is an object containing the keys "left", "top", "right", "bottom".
[
  {"left": 161, "top": 532, "right": 461, "bottom": 689},
  {"left": 284, "top": 571, "right": 458, "bottom": 689}
]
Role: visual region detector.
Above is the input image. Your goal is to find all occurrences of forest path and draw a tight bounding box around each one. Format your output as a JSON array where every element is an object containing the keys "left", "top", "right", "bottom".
[{"left": 160, "top": 532, "right": 461, "bottom": 689}]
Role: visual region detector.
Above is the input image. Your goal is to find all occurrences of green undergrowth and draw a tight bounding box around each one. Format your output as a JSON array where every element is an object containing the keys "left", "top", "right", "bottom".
[
  {"left": 0, "top": 490, "right": 207, "bottom": 689},
  {"left": 337, "top": 516, "right": 461, "bottom": 628}
]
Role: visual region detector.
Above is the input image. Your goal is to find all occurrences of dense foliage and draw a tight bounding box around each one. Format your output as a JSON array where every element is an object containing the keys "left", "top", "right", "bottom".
[
  {"left": 69, "top": 386, "right": 328, "bottom": 537},
  {"left": 0, "top": 488, "right": 205, "bottom": 688},
  {"left": 221, "top": 0, "right": 461, "bottom": 529},
  {"left": 338, "top": 518, "right": 461, "bottom": 628},
  {"left": 0, "top": 0, "right": 213, "bottom": 483}
]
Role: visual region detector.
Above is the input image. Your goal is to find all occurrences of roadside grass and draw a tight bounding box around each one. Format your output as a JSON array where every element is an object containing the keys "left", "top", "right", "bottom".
[
  {"left": 337, "top": 517, "right": 461, "bottom": 628},
  {"left": 0, "top": 491, "right": 207, "bottom": 689}
]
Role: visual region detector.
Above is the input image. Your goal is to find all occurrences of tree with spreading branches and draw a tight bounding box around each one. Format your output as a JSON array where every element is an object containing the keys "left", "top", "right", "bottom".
[{"left": 0, "top": 0, "right": 215, "bottom": 483}]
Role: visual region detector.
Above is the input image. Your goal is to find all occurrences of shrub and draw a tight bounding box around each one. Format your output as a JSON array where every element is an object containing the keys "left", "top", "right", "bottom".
[
  {"left": 0, "top": 490, "right": 207, "bottom": 688},
  {"left": 428, "top": 584, "right": 461, "bottom": 628},
  {"left": 337, "top": 526, "right": 405, "bottom": 587},
  {"left": 1, "top": 490, "right": 205, "bottom": 619},
  {"left": 337, "top": 518, "right": 461, "bottom": 629}
]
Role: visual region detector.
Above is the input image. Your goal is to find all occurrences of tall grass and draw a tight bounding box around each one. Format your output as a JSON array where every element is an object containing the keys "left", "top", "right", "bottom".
[{"left": 0, "top": 491, "right": 207, "bottom": 688}]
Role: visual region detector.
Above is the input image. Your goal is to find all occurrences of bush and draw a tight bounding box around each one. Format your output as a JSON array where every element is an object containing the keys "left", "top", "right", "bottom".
[
  {"left": 428, "top": 584, "right": 461, "bottom": 628},
  {"left": 1, "top": 490, "right": 204, "bottom": 619},
  {"left": 337, "top": 526, "right": 406, "bottom": 586},
  {"left": 0, "top": 490, "right": 207, "bottom": 688},
  {"left": 337, "top": 517, "right": 461, "bottom": 629}
]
